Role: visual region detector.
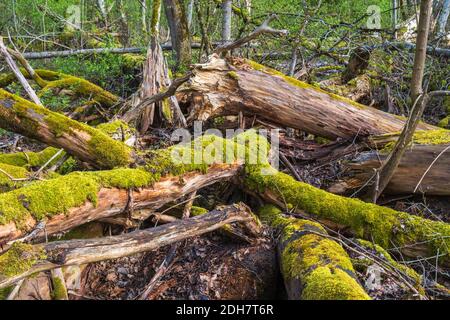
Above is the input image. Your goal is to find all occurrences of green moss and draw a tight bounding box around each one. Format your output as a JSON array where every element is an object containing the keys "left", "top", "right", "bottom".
[
  {"left": 0, "top": 131, "right": 268, "bottom": 229},
  {"left": 438, "top": 116, "right": 449, "bottom": 128},
  {"left": 0, "top": 242, "right": 46, "bottom": 277},
  {"left": 0, "top": 147, "right": 62, "bottom": 168},
  {"left": 227, "top": 71, "right": 239, "bottom": 80},
  {"left": 0, "top": 163, "right": 28, "bottom": 188},
  {"left": 0, "top": 286, "right": 13, "bottom": 300},
  {"left": 122, "top": 54, "right": 146, "bottom": 69},
  {"left": 39, "top": 76, "right": 119, "bottom": 107},
  {"left": 259, "top": 205, "right": 370, "bottom": 300},
  {"left": 380, "top": 129, "right": 450, "bottom": 153},
  {"left": 0, "top": 89, "right": 132, "bottom": 169},
  {"left": 191, "top": 206, "right": 209, "bottom": 216},
  {"left": 248, "top": 167, "right": 450, "bottom": 265},
  {"left": 51, "top": 276, "right": 68, "bottom": 300},
  {"left": 243, "top": 59, "right": 367, "bottom": 110},
  {"left": 301, "top": 267, "right": 370, "bottom": 300},
  {"left": 356, "top": 239, "right": 422, "bottom": 289},
  {"left": 161, "top": 98, "right": 173, "bottom": 122}
]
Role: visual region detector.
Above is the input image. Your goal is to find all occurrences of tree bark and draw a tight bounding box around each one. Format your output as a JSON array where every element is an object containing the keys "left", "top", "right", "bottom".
[
  {"left": 410, "top": 0, "right": 433, "bottom": 103},
  {"left": 244, "top": 165, "right": 450, "bottom": 266},
  {"left": 180, "top": 56, "right": 435, "bottom": 140},
  {"left": 437, "top": 0, "right": 450, "bottom": 36},
  {"left": 332, "top": 143, "right": 450, "bottom": 196},
  {"left": 0, "top": 163, "right": 241, "bottom": 245},
  {"left": 163, "top": 0, "right": 192, "bottom": 70},
  {"left": 0, "top": 90, "right": 131, "bottom": 169}
]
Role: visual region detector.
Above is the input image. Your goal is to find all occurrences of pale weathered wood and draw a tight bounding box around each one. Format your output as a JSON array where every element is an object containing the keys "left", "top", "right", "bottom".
[
  {"left": 0, "top": 203, "right": 257, "bottom": 289},
  {"left": 332, "top": 144, "right": 450, "bottom": 196},
  {"left": 180, "top": 56, "right": 435, "bottom": 140}
]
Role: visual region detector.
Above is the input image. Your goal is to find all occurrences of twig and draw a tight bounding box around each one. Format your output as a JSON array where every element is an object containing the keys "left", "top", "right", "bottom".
[
  {"left": 214, "top": 14, "right": 288, "bottom": 54},
  {"left": 414, "top": 145, "right": 450, "bottom": 193},
  {"left": 0, "top": 37, "right": 42, "bottom": 105}
]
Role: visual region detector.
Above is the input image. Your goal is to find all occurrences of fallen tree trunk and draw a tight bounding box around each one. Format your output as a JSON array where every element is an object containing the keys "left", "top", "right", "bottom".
[
  {"left": 259, "top": 205, "right": 370, "bottom": 300},
  {"left": 0, "top": 163, "right": 241, "bottom": 244},
  {"left": 10, "top": 44, "right": 203, "bottom": 60},
  {"left": 0, "top": 90, "right": 132, "bottom": 169},
  {"left": 244, "top": 164, "right": 450, "bottom": 267},
  {"left": 329, "top": 129, "right": 450, "bottom": 196},
  {"left": 0, "top": 203, "right": 258, "bottom": 289},
  {"left": 180, "top": 55, "right": 435, "bottom": 140}
]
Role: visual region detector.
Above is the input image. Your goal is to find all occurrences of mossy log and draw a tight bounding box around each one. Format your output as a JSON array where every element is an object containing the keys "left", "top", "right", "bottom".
[
  {"left": 180, "top": 55, "right": 435, "bottom": 140},
  {"left": 259, "top": 205, "right": 370, "bottom": 300},
  {"left": 0, "top": 69, "right": 119, "bottom": 107},
  {"left": 0, "top": 163, "right": 241, "bottom": 244},
  {"left": 0, "top": 89, "right": 132, "bottom": 169},
  {"left": 0, "top": 203, "right": 259, "bottom": 289},
  {"left": 244, "top": 167, "right": 450, "bottom": 267}
]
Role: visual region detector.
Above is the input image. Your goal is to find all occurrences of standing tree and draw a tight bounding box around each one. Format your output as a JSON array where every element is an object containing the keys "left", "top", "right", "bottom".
[
  {"left": 163, "top": 0, "right": 192, "bottom": 71},
  {"left": 437, "top": 0, "right": 450, "bottom": 37},
  {"left": 410, "top": 0, "right": 433, "bottom": 103},
  {"left": 222, "top": 0, "right": 232, "bottom": 43}
]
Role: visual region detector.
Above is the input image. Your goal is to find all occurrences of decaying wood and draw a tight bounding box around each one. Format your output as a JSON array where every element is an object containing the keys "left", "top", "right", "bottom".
[
  {"left": 0, "top": 164, "right": 241, "bottom": 245},
  {"left": 180, "top": 56, "right": 435, "bottom": 140},
  {"left": 214, "top": 14, "right": 288, "bottom": 55},
  {"left": 332, "top": 143, "right": 450, "bottom": 196},
  {"left": 0, "top": 203, "right": 259, "bottom": 289},
  {"left": 364, "top": 91, "right": 450, "bottom": 202},
  {"left": 0, "top": 90, "right": 131, "bottom": 169},
  {"left": 259, "top": 205, "right": 370, "bottom": 300},
  {"left": 245, "top": 166, "right": 450, "bottom": 266}
]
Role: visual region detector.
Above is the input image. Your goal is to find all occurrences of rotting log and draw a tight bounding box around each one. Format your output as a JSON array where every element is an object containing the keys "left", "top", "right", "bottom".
[
  {"left": 331, "top": 129, "right": 450, "bottom": 196},
  {"left": 180, "top": 55, "right": 435, "bottom": 140},
  {"left": 0, "top": 69, "right": 119, "bottom": 107},
  {"left": 245, "top": 165, "right": 450, "bottom": 266},
  {"left": 0, "top": 164, "right": 241, "bottom": 244},
  {"left": 0, "top": 204, "right": 259, "bottom": 289},
  {"left": 259, "top": 205, "right": 370, "bottom": 300},
  {"left": 0, "top": 89, "right": 132, "bottom": 169}
]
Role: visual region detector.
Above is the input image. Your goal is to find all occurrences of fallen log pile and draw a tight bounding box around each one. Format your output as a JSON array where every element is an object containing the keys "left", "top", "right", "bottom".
[{"left": 0, "top": 49, "right": 449, "bottom": 300}]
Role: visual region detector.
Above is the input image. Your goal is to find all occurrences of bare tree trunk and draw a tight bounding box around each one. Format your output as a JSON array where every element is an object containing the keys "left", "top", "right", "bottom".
[
  {"left": 437, "top": 0, "right": 450, "bottom": 36},
  {"left": 181, "top": 56, "right": 435, "bottom": 140},
  {"left": 410, "top": 0, "right": 433, "bottom": 103},
  {"left": 393, "top": 0, "right": 399, "bottom": 38},
  {"left": 222, "top": 0, "right": 233, "bottom": 43},
  {"left": 187, "top": 0, "right": 195, "bottom": 28}
]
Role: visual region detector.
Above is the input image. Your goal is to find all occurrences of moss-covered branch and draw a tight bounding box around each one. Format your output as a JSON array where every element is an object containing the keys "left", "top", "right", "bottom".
[
  {"left": 245, "top": 164, "right": 450, "bottom": 266},
  {"left": 259, "top": 205, "right": 370, "bottom": 300},
  {"left": 0, "top": 90, "right": 132, "bottom": 169},
  {"left": 0, "top": 132, "right": 265, "bottom": 242},
  {"left": 0, "top": 69, "right": 119, "bottom": 107}
]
